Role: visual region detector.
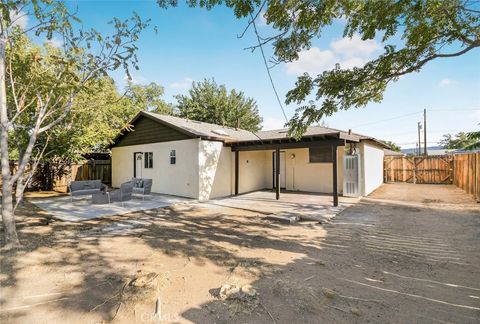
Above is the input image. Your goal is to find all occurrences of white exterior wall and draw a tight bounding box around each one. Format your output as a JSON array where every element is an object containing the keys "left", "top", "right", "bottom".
[
  {"left": 111, "top": 139, "right": 200, "bottom": 199},
  {"left": 195, "top": 144, "right": 348, "bottom": 198},
  {"left": 112, "top": 137, "right": 383, "bottom": 200},
  {"left": 233, "top": 150, "right": 270, "bottom": 194},
  {"left": 198, "top": 140, "right": 232, "bottom": 201},
  {"left": 359, "top": 142, "right": 385, "bottom": 196},
  {"left": 265, "top": 147, "right": 344, "bottom": 193}
]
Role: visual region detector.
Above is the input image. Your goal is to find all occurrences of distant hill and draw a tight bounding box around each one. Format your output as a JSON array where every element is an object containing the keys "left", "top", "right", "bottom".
[
  {"left": 401, "top": 146, "right": 446, "bottom": 155},
  {"left": 401, "top": 146, "right": 478, "bottom": 155}
]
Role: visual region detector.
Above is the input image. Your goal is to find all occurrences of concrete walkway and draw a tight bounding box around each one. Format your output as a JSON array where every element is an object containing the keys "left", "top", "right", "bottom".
[{"left": 29, "top": 194, "right": 192, "bottom": 222}]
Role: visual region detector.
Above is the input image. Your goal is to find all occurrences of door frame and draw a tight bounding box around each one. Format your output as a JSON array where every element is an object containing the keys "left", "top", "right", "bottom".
[
  {"left": 272, "top": 151, "right": 286, "bottom": 189},
  {"left": 133, "top": 152, "right": 143, "bottom": 178}
]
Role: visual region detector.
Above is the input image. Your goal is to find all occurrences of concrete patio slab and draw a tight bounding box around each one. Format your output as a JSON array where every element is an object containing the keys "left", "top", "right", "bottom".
[
  {"left": 205, "top": 190, "right": 359, "bottom": 222},
  {"left": 29, "top": 194, "right": 192, "bottom": 222}
]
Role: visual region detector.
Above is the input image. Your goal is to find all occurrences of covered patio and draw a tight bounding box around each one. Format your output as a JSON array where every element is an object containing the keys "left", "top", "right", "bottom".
[{"left": 229, "top": 131, "right": 361, "bottom": 207}]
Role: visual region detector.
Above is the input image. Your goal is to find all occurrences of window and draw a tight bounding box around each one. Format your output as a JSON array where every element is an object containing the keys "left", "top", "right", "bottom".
[
  {"left": 309, "top": 147, "right": 333, "bottom": 163},
  {"left": 170, "top": 150, "right": 176, "bottom": 165},
  {"left": 144, "top": 152, "right": 153, "bottom": 168}
]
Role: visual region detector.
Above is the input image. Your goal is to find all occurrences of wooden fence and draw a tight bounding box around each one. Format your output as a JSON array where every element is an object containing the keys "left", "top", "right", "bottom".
[
  {"left": 453, "top": 153, "right": 480, "bottom": 202},
  {"left": 384, "top": 153, "right": 479, "bottom": 201},
  {"left": 53, "top": 160, "right": 111, "bottom": 192},
  {"left": 1, "top": 160, "right": 111, "bottom": 193}
]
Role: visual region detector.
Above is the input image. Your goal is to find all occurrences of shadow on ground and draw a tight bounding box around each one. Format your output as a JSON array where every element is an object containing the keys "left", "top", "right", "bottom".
[{"left": 1, "top": 184, "right": 479, "bottom": 323}]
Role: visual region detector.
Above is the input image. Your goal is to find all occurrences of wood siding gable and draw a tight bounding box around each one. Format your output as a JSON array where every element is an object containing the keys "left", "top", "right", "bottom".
[{"left": 113, "top": 115, "right": 193, "bottom": 147}]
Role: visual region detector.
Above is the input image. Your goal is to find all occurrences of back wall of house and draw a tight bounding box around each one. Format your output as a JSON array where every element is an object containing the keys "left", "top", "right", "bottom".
[
  {"left": 111, "top": 139, "right": 200, "bottom": 199},
  {"left": 265, "top": 147, "right": 345, "bottom": 194},
  {"left": 231, "top": 150, "right": 270, "bottom": 194}
]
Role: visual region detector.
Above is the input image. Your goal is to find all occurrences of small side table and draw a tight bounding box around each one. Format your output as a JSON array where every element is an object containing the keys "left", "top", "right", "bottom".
[{"left": 91, "top": 191, "right": 110, "bottom": 205}]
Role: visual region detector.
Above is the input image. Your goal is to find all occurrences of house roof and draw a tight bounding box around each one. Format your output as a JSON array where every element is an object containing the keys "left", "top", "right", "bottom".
[
  {"left": 141, "top": 111, "right": 260, "bottom": 142},
  {"left": 112, "top": 111, "right": 389, "bottom": 148}
]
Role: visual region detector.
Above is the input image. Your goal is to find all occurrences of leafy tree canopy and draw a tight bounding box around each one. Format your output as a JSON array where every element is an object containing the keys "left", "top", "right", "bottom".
[
  {"left": 176, "top": 78, "right": 263, "bottom": 132},
  {"left": 383, "top": 140, "right": 401, "bottom": 152},
  {"left": 441, "top": 131, "right": 480, "bottom": 150},
  {"left": 465, "top": 130, "right": 480, "bottom": 150},
  {"left": 1, "top": 0, "right": 149, "bottom": 246},
  {"left": 7, "top": 33, "right": 171, "bottom": 163},
  {"left": 125, "top": 82, "right": 174, "bottom": 115},
  {"left": 158, "top": 0, "right": 480, "bottom": 137}
]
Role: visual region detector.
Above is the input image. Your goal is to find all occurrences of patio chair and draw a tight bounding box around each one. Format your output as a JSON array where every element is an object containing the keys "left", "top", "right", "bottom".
[
  {"left": 109, "top": 181, "right": 134, "bottom": 207},
  {"left": 131, "top": 178, "right": 153, "bottom": 200}
]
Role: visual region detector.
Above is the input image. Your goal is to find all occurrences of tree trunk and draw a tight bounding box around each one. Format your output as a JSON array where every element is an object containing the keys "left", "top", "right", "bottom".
[
  {"left": 0, "top": 36, "right": 20, "bottom": 247},
  {"left": 14, "top": 175, "right": 27, "bottom": 210}
]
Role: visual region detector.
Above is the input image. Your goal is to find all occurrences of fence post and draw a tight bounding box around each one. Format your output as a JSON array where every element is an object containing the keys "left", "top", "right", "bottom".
[
  {"left": 474, "top": 153, "right": 477, "bottom": 200},
  {"left": 413, "top": 156, "right": 416, "bottom": 184},
  {"left": 477, "top": 153, "right": 480, "bottom": 202}
]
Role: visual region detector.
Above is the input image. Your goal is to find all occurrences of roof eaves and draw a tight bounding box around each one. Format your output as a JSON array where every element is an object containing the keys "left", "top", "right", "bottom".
[
  {"left": 338, "top": 132, "right": 361, "bottom": 142},
  {"left": 360, "top": 137, "right": 391, "bottom": 149}
]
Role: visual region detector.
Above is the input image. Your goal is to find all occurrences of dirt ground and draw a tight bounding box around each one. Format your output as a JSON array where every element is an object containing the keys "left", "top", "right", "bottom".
[{"left": 1, "top": 184, "right": 479, "bottom": 323}]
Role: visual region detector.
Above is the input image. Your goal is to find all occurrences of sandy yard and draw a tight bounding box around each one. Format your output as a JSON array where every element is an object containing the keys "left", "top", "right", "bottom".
[{"left": 1, "top": 184, "right": 479, "bottom": 323}]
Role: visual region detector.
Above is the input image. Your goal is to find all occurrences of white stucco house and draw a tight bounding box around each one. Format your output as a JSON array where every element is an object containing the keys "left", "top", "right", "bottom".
[{"left": 111, "top": 111, "right": 387, "bottom": 206}]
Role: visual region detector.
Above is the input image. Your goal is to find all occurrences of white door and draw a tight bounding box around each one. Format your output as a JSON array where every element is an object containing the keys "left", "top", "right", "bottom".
[{"left": 134, "top": 152, "right": 143, "bottom": 178}]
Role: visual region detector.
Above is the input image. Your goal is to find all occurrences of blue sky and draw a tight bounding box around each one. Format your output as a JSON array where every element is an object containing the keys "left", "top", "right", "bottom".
[{"left": 25, "top": 1, "right": 480, "bottom": 148}]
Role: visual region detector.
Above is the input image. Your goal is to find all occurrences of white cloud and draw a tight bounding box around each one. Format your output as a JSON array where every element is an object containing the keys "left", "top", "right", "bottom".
[
  {"left": 123, "top": 74, "right": 148, "bottom": 85},
  {"left": 285, "top": 35, "right": 380, "bottom": 76},
  {"left": 169, "top": 77, "right": 193, "bottom": 89},
  {"left": 262, "top": 116, "right": 286, "bottom": 130},
  {"left": 10, "top": 10, "right": 28, "bottom": 29},
  {"left": 286, "top": 47, "right": 336, "bottom": 76},
  {"left": 331, "top": 35, "right": 379, "bottom": 58},
  {"left": 45, "top": 37, "right": 63, "bottom": 48},
  {"left": 438, "top": 78, "right": 457, "bottom": 88}
]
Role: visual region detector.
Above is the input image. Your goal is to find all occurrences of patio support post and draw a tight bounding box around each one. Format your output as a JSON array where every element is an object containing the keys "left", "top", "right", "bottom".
[
  {"left": 332, "top": 145, "right": 338, "bottom": 206},
  {"left": 234, "top": 150, "right": 239, "bottom": 196},
  {"left": 275, "top": 148, "right": 280, "bottom": 200}
]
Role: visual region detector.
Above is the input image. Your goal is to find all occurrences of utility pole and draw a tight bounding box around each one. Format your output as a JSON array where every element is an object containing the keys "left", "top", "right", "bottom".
[
  {"left": 417, "top": 122, "right": 422, "bottom": 156},
  {"left": 423, "top": 109, "right": 427, "bottom": 156}
]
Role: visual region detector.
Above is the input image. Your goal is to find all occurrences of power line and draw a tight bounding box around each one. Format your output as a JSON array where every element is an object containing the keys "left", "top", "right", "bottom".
[
  {"left": 352, "top": 108, "right": 480, "bottom": 129},
  {"left": 377, "top": 128, "right": 479, "bottom": 137},
  {"left": 249, "top": 12, "right": 289, "bottom": 123},
  {"left": 352, "top": 111, "right": 422, "bottom": 128},
  {"left": 396, "top": 141, "right": 441, "bottom": 145},
  {"left": 428, "top": 108, "right": 480, "bottom": 112}
]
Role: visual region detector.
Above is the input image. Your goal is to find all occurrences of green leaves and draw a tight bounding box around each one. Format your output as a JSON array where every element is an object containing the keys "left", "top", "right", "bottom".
[
  {"left": 3, "top": 0, "right": 150, "bottom": 164},
  {"left": 158, "top": 0, "right": 480, "bottom": 136},
  {"left": 176, "top": 78, "right": 263, "bottom": 131},
  {"left": 383, "top": 141, "right": 401, "bottom": 152},
  {"left": 125, "top": 82, "right": 174, "bottom": 115},
  {"left": 465, "top": 131, "right": 480, "bottom": 150},
  {"left": 441, "top": 131, "right": 479, "bottom": 150}
]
